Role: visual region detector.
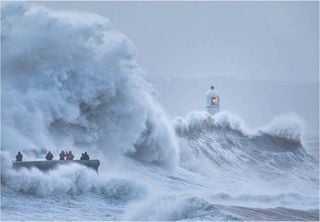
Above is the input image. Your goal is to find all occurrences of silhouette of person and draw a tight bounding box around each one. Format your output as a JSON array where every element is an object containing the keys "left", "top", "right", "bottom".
[
  {"left": 46, "top": 151, "right": 54, "bottom": 160},
  {"left": 59, "top": 150, "right": 66, "bottom": 160},
  {"left": 84, "top": 152, "right": 89, "bottom": 160},
  {"left": 16, "top": 151, "right": 23, "bottom": 161}
]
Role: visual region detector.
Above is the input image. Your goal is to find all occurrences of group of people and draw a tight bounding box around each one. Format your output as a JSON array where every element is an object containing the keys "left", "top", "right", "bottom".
[
  {"left": 80, "top": 152, "right": 90, "bottom": 160},
  {"left": 58, "top": 151, "right": 75, "bottom": 160},
  {"left": 15, "top": 150, "right": 90, "bottom": 161}
]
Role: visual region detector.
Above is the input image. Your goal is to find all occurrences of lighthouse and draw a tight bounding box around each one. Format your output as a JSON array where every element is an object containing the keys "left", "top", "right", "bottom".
[{"left": 206, "top": 86, "right": 220, "bottom": 115}]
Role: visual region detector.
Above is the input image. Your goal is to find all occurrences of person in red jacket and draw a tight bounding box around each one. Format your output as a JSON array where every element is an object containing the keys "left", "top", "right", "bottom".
[{"left": 66, "top": 151, "right": 74, "bottom": 160}]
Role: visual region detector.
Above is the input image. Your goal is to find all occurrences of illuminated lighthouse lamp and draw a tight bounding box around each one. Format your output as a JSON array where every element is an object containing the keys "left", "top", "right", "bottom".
[{"left": 206, "top": 86, "right": 220, "bottom": 115}]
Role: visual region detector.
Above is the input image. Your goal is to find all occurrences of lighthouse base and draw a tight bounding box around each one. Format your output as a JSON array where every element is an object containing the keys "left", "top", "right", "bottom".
[{"left": 207, "top": 106, "right": 220, "bottom": 116}]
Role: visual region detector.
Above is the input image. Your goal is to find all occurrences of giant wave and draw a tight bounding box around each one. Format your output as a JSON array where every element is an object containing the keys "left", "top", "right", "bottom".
[{"left": 1, "top": 2, "right": 178, "bottom": 169}]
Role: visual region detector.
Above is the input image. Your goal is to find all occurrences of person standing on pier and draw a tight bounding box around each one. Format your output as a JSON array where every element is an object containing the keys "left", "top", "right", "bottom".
[
  {"left": 59, "top": 150, "right": 66, "bottom": 160},
  {"left": 15, "top": 151, "right": 23, "bottom": 161}
]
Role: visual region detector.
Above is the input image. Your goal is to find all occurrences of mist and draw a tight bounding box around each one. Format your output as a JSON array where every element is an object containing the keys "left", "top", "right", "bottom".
[
  {"left": 38, "top": 1, "right": 319, "bottom": 136},
  {"left": 148, "top": 76, "right": 319, "bottom": 135}
]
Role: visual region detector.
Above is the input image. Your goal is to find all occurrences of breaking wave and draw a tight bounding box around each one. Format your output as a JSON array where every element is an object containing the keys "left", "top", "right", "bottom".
[
  {"left": 1, "top": 2, "right": 318, "bottom": 221},
  {"left": 1, "top": 153, "right": 146, "bottom": 201},
  {"left": 127, "top": 196, "right": 242, "bottom": 221},
  {"left": 127, "top": 195, "right": 319, "bottom": 221},
  {"left": 1, "top": 2, "right": 178, "bottom": 169},
  {"left": 174, "top": 111, "right": 318, "bottom": 193}
]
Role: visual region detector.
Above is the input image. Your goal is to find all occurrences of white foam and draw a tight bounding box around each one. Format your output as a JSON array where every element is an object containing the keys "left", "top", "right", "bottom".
[{"left": 1, "top": 2, "right": 178, "bottom": 169}]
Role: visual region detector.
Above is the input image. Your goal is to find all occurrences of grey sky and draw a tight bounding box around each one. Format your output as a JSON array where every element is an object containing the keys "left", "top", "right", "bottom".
[{"left": 37, "top": 1, "right": 319, "bottom": 83}]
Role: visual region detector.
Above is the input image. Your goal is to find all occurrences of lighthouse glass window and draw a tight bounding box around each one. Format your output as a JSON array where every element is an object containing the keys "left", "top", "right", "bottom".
[{"left": 211, "top": 96, "right": 219, "bottom": 105}]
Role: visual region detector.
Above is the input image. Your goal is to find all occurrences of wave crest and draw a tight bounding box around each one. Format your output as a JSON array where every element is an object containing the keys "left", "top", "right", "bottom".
[
  {"left": 174, "top": 111, "right": 317, "bottom": 186},
  {"left": 1, "top": 2, "right": 178, "bottom": 169}
]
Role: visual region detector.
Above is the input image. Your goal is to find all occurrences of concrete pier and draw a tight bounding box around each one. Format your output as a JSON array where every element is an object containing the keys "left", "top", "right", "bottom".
[{"left": 12, "top": 160, "right": 100, "bottom": 172}]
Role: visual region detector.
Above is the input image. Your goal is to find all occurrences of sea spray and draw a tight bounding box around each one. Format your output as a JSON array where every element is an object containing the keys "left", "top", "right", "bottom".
[
  {"left": 1, "top": 2, "right": 178, "bottom": 169},
  {"left": 174, "top": 111, "right": 318, "bottom": 194},
  {"left": 1, "top": 2, "right": 318, "bottom": 221}
]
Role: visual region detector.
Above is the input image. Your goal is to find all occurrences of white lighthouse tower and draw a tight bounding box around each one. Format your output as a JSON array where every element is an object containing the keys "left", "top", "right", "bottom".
[{"left": 206, "top": 86, "right": 220, "bottom": 115}]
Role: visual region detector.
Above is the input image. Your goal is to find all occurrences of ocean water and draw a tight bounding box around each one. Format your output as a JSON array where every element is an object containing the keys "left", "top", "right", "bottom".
[{"left": 1, "top": 3, "right": 319, "bottom": 221}]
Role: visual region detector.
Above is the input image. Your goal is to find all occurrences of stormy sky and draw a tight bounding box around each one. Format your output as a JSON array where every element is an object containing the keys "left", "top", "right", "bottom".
[{"left": 38, "top": 1, "right": 318, "bottom": 83}]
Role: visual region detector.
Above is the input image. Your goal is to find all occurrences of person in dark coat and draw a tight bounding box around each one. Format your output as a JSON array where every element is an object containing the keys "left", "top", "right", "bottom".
[
  {"left": 16, "top": 151, "right": 23, "bottom": 161},
  {"left": 59, "top": 151, "right": 66, "bottom": 160},
  {"left": 46, "top": 151, "right": 54, "bottom": 160},
  {"left": 66, "top": 151, "right": 74, "bottom": 160},
  {"left": 80, "top": 152, "right": 89, "bottom": 160},
  {"left": 84, "top": 152, "right": 89, "bottom": 160}
]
